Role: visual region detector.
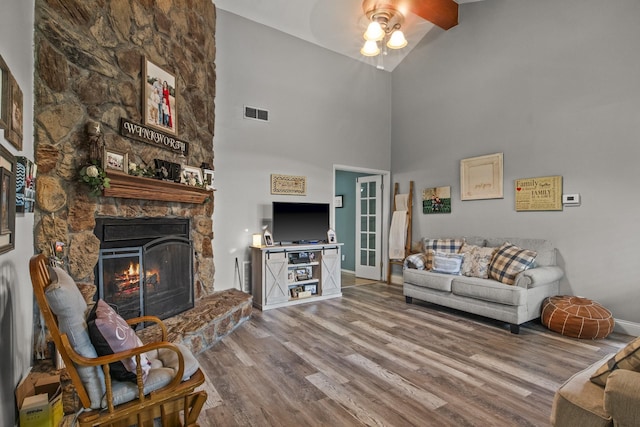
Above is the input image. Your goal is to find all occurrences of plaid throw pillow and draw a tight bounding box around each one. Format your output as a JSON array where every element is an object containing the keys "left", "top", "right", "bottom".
[
  {"left": 591, "top": 336, "right": 640, "bottom": 386},
  {"left": 403, "top": 253, "right": 427, "bottom": 270},
  {"left": 489, "top": 242, "right": 536, "bottom": 285},
  {"left": 423, "top": 239, "right": 464, "bottom": 270}
]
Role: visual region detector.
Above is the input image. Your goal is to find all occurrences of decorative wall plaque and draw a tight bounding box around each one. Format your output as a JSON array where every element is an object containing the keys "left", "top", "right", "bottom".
[
  {"left": 515, "top": 175, "right": 563, "bottom": 211},
  {"left": 120, "top": 118, "right": 189, "bottom": 156},
  {"left": 270, "top": 174, "right": 307, "bottom": 195}
]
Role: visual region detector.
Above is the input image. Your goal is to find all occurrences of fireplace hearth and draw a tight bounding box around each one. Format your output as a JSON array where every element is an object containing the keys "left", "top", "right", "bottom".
[{"left": 95, "top": 218, "right": 194, "bottom": 321}]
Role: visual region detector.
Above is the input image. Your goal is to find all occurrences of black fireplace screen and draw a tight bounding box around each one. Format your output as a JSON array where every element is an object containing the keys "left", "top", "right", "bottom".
[{"left": 98, "top": 236, "right": 194, "bottom": 321}]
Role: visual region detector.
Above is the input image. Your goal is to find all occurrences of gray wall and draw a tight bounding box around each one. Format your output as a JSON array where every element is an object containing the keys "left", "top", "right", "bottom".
[
  {"left": 0, "top": 0, "right": 35, "bottom": 423},
  {"left": 213, "top": 10, "right": 392, "bottom": 290},
  {"left": 392, "top": 0, "right": 640, "bottom": 331}
]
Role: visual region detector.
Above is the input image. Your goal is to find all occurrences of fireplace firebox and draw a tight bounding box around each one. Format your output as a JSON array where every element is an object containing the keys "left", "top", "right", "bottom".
[{"left": 95, "top": 218, "right": 194, "bottom": 322}]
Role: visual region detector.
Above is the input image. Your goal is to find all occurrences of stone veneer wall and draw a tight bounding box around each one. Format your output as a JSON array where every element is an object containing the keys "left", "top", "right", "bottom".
[{"left": 33, "top": 0, "right": 217, "bottom": 298}]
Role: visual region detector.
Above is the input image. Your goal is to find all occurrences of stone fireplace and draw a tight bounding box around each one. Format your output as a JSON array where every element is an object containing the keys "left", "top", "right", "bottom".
[
  {"left": 95, "top": 218, "right": 194, "bottom": 321},
  {"left": 32, "top": 0, "right": 217, "bottom": 301},
  {"left": 29, "top": 1, "right": 252, "bottom": 374}
]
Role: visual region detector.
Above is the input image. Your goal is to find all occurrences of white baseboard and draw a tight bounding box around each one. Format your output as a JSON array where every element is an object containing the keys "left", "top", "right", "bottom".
[{"left": 614, "top": 319, "right": 640, "bottom": 337}]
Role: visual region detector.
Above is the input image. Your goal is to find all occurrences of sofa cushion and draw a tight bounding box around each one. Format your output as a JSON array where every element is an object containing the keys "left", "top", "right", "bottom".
[
  {"left": 432, "top": 251, "right": 464, "bottom": 275},
  {"left": 403, "top": 268, "right": 454, "bottom": 292},
  {"left": 590, "top": 336, "right": 640, "bottom": 387},
  {"left": 451, "top": 276, "right": 526, "bottom": 306},
  {"left": 489, "top": 242, "right": 537, "bottom": 286},
  {"left": 423, "top": 238, "right": 464, "bottom": 269}
]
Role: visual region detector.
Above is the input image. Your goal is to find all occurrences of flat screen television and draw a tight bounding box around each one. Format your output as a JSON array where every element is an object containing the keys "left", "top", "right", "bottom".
[{"left": 272, "top": 202, "right": 330, "bottom": 244}]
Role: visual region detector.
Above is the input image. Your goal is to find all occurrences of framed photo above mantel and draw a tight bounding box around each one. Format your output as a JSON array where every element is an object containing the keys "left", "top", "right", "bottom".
[
  {"left": 460, "top": 152, "right": 504, "bottom": 201},
  {"left": 143, "top": 57, "right": 177, "bottom": 135}
]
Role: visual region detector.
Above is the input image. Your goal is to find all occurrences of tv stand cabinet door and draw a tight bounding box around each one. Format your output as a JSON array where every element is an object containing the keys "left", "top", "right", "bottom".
[
  {"left": 321, "top": 247, "right": 341, "bottom": 296},
  {"left": 265, "top": 254, "right": 289, "bottom": 305}
]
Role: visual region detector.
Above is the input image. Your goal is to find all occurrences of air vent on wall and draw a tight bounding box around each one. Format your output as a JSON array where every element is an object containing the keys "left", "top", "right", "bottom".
[{"left": 244, "top": 105, "right": 269, "bottom": 122}]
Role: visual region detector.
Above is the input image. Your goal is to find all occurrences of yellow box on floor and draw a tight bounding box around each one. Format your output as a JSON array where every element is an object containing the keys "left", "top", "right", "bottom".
[{"left": 16, "top": 372, "right": 64, "bottom": 427}]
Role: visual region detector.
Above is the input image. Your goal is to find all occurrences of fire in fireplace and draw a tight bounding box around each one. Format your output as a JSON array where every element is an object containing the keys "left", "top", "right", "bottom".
[{"left": 95, "top": 218, "right": 194, "bottom": 322}]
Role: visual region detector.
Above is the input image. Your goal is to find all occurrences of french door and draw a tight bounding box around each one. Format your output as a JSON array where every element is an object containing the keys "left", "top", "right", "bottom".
[{"left": 355, "top": 175, "right": 383, "bottom": 280}]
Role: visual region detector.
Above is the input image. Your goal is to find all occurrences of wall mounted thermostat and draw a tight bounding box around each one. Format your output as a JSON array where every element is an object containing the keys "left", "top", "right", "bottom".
[{"left": 562, "top": 194, "right": 581, "bottom": 206}]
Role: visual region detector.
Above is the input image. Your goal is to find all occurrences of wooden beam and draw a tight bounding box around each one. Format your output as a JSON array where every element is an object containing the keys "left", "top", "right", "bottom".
[{"left": 409, "top": 0, "right": 458, "bottom": 30}]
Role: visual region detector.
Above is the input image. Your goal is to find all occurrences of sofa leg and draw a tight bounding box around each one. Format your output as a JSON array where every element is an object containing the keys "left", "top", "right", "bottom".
[
  {"left": 510, "top": 324, "right": 520, "bottom": 334},
  {"left": 405, "top": 296, "right": 413, "bottom": 304}
]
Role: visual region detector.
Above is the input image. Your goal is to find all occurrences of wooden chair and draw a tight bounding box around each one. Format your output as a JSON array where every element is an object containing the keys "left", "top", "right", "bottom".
[{"left": 29, "top": 253, "right": 207, "bottom": 426}]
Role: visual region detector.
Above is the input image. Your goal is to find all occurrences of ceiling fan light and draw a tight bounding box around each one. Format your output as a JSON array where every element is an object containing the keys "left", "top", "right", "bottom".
[
  {"left": 360, "top": 40, "right": 380, "bottom": 57},
  {"left": 387, "top": 30, "right": 408, "bottom": 49},
  {"left": 363, "top": 21, "right": 384, "bottom": 41}
]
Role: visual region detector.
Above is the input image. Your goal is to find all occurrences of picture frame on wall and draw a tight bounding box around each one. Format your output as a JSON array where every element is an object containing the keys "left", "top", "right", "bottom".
[
  {"left": 0, "top": 55, "right": 9, "bottom": 130},
  {"left": 460, "top": 152, "right": 504, "bottom": 200},
  {"left": 334, "top": 195, "right": 343, "bottom": 208},
  {"left": 103, "top": 148, "right": 128, "bottom": 173},
  {"left": 0, "top": 143, "right": 16, "bottom": 254},
  {"left": 5, "top": 72, "right": 23, "bottom": 150},
  {"left": 143, "top": 57, "right": 177, "bottom": 135}
]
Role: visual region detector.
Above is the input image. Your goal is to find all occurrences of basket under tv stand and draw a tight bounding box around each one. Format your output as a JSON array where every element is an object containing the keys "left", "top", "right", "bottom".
[{"left": 251, "top": 243, "right": 342, "bottom": 310}]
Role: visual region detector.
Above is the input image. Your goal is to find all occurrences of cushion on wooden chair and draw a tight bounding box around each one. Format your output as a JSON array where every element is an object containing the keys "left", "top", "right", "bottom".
[
  {"left": 45, "top": 265, "right": 201, "bottom": 409},
  {"left": 45, "top": 266, "right": 106, "bottom": 409}
]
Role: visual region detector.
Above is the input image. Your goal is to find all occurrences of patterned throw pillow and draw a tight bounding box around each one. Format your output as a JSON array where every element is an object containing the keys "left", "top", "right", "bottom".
[
  {"left": 423, "top": 238, "right": 464, "bottom": 270},
  {"left": 489, "top": 242, "right": 537, "bottom": 285},
  {"left": 403, "top": 253, "right": 427, "bottom": 270},
  {"left": 590, "top": 336, "right": 640, "bottom": 386},
  {"left": 87, "top": 299, "right": 151, "bottom": 383},
  {"left": 458, "top": 244, "right": 479, "bottom": 276},
  {"left": 467, "top": 246, "right": 499, "bottom": 279},
  {"left": 432, "top": 251, "right": 465, "bottom": 275}
]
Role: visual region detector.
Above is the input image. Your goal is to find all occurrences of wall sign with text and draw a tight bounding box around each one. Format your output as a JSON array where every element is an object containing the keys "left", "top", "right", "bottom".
[{"left": 515, "top": 175, "right": 563, "bottom": 211}]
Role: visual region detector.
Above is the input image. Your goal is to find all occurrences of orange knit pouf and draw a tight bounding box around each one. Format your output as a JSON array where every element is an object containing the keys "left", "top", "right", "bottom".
[{"left": 541, "top": 296, "right": 614, "bottom": 339}]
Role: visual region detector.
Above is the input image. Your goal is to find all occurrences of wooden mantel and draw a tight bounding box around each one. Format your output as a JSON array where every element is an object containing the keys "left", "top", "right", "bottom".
[{"left": 103, "top": 171, "right": 213, "bottom": 204}]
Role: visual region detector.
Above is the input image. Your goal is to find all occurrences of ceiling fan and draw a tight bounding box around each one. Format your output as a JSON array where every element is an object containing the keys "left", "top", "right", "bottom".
[{"left": 359, "top": 0, "right": 459, "bottom": 57}]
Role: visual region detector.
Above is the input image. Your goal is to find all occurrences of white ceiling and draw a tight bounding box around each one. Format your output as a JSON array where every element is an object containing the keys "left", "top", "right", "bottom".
[{"left": 214, "top": 0, "right": 482, "bottom": 72}]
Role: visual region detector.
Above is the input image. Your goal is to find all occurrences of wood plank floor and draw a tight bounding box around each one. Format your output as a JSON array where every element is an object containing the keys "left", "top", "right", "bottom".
[{"left": 195, "top": 281, "right": 632, "bottom": 426}]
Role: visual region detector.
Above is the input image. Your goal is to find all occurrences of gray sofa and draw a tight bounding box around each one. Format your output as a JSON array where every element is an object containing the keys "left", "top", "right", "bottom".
[
  {"left": 403, "top": 237, "right": 563, "bottom": 333},
  {"left": 551, "top": 353, "right": 640, "bottom": 427}
]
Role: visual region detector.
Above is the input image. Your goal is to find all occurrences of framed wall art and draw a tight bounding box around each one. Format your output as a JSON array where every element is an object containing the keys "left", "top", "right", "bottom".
[
  {"left": 0, "top": 55, "right": 9, "bottom": 130},
  {"left": 5, "top": 72, "right": 23, "bottom": 150},
  {"left": 334, "top": 195, "right": 343, "bottom": 208},
  {"left": 422, "top": 186, "right": 452, "bottom": 214},
  {"left": 270, "top": 174, "right": 307, "bottom": 195},
  {"left": 103, "top": 148, "right": 128, "bottom": 173},
  {"left": 143, "top": 57, "right": 177, "bottom": 135},
  {"left": 0, "top": 143, "right": 16, "bottom": 254},
  {"left": 460, "top": 152, "right": 504, "bottom": 200},
  {"left": 16, "top": 156, "right": 37, "bottom": 214},
  {"left": 515, "top": 175, "right": 563, "bottom": 211}
]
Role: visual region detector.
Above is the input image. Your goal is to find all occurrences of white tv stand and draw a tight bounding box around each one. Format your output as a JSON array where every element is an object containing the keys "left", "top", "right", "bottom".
[{"left": 250, "top": 243, "right": 342, "bottom": 310}]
